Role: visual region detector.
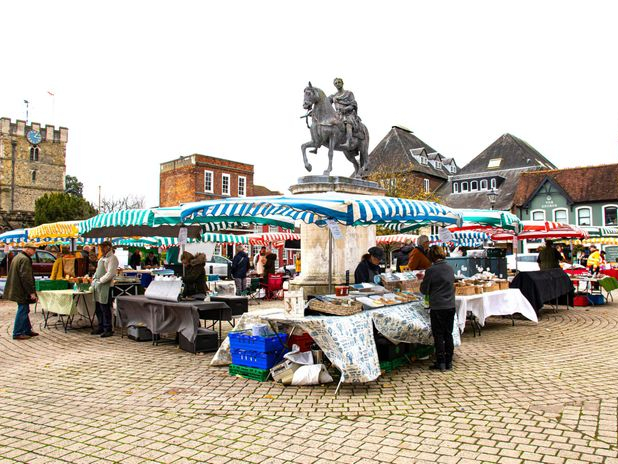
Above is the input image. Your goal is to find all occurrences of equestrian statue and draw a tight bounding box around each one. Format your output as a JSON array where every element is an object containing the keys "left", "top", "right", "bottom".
[{"left": 301, "top": 78, "right": 370, "bottom": 178}]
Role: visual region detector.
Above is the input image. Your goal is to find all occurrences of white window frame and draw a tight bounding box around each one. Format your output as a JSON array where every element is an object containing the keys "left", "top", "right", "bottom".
[
  {"left": 453, "top": 183, "right": 459, "bottom": 194},
  {"left": 553, "top": 208, "right": 568, "bottom": 223},
  {"left": 221, "top": 173, "right": 230, "bottom": 196},
  {"left": 490, "top": 178, "right": 497, "bottom": 189},
  {"left": 435, "top": 161, "right": 442, "bottom": 169},
  {"left": 470, "top": 180, "right": 479, "bottom": 191},
  {"left": 602, "top": 204, "right": 618, "bottom": 226},
  {"left": 238, "top": 176, "right": 246, "bottom": 197},
  {"left": 420, "top": 156, "right": 428, "bottom": 165},
  {"left": 461, "top": 181, "right": 468, "bottom": 192},
  {"left": 480, "top": 179, "right": 488, "bottom": 190},
  {"left": 576, "top": 206, "right": 593, "bottom": 226},
  {"left": 531, "top": 209, "right": 546, "bottom": 221},
  {"left": 423, "top": 178, "right": 430, "bottom": 193},
  {"left": 203, "top": 170, "right": 213, "bottom": 193}
]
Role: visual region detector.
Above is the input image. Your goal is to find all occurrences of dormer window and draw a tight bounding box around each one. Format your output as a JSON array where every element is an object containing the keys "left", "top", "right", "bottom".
[
  {"left": 480, "top": 179, "right": 488, "bottom": 190},
  {"left": 435, "top": 161, "right": 442, "bottom": 169},
  {"left": 420, "top": 156, "right": 428, "bottom": 165}
]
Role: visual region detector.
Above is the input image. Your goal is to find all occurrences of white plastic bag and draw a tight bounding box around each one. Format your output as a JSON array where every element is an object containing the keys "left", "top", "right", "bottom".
[
  {"left": 284, "top": 344, "right": 314, "bottom": 365},
  {"left": 291, "top": 364, "right": 333, "bottom": 385}
]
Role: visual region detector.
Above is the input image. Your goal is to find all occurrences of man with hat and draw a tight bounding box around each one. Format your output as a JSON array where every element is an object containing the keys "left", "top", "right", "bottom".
[
  {"left": 354, "top": 246, "right": 384, "bottom": 284},
  {"left": 4, "top": 245, "right": 39, "bottom": 340},
  {"left": 407, "top": 235, "right": 432, "bottom": 271},
  {"left": 92, "top": 241, "right": 119, "bottom": 338}
]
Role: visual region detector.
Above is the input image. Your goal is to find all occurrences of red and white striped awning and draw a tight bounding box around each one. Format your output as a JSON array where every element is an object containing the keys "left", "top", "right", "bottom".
[
  {"left": 375, "top": 234, "right": 418, "bottom": 246},
  {"left": 247, "top": 232, "right": 300, "bottom": 247}
]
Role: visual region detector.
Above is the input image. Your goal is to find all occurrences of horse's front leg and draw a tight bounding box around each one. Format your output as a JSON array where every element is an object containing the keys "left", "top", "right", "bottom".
[
  {"left": 324, "top": 136, "right": 335, "bottom": 176},
  {"left": 301, "top": 141, "right": 314, "bottom": 172}
]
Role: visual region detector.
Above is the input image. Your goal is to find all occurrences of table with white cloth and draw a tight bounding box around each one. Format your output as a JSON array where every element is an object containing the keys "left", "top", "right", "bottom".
[
  {"left": 211, "top": 301, "right": 461, "bottom": 385},
  {"left": 37, "top": 290, "right": 96, "bottom": 332},
  {"left": 455, "top": 288, "right": 538, "bottom": 334}
]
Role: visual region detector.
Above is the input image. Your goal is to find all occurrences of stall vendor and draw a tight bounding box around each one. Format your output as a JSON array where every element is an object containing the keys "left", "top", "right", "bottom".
[
  {"left": 354, "top": 246, "right": 384, "bottom": 284},
  {"left": 407, "top": 235, "right": 431, "bottom": 271},
  {"left": 129, "top": 249, "right": 142, "bottom": 269},
  {"left": 587, "top": 245, "right": 601, "bottom": 274},
  {"left": 180, "top": 251, "right": 206, "bottom": 298},
  {"left": 144, "top": 251, "right": 159, "bottom": 267}
]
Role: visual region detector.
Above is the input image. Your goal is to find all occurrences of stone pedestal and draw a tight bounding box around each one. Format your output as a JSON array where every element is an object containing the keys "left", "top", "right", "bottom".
[{"left": 288, "top": 176, "right": 385, "bottom": 296}]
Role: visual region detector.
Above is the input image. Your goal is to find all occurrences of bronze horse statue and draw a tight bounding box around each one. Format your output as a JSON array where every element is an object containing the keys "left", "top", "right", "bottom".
[{"left": 301, "top": 82, "right": 369, "bottom": 178}]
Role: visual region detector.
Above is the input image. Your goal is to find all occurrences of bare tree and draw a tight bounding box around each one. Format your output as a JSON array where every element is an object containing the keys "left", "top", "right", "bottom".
[{"left": 99, "top": 195, "right": 145, "bottom": 213}]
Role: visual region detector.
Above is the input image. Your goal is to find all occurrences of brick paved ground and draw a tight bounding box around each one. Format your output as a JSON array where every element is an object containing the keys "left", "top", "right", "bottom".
[{"left": 1, "top": 296, "right": 618, "bottom": 463}]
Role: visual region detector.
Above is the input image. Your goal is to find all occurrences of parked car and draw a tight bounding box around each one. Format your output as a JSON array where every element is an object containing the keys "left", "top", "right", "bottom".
[
  {"left": 205, "top": 255, "right": 232, "bottom": 278},
  {"left": 277, "top": 264, "right": 296, "bottom": 277},
  {"left": 0, "top": 249, "right": 57, "bottom": 277},
  {"left": 506, "top": 253, "right": 539, "bottom": 272}
]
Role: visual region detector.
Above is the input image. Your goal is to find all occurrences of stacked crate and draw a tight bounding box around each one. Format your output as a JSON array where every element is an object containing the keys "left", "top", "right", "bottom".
[{"left": 228, "top": 332, "right": 288, "bottom": 382}]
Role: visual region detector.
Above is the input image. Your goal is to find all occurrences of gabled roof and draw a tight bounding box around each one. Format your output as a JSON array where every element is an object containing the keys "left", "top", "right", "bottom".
[
  {"left": 513, "top": 164, "right": 618, "bottom": 207},
  {"left": 459, "top": 133, "right": 556, "bottom": 175},
  {"left": 365, "top": 126, "right": 458, "bottom": 179},
  {"left": 252, "top": 185, "right": 282, "bottom": 196}
]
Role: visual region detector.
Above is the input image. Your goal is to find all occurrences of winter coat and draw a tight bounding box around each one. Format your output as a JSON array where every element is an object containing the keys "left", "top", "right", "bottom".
[
  {"left": 420, "top": 259, "right": 455, "bottom": 310},
  {"left": 354, "top": 255, "right": 382, "bottom": 284},
  {"left": 231, "top": 251, "right": 250, "bottom": 279},
  {"left": 407, "top": 246, "right": 431, "bottom": 271},
  {"left": 393, "top": 245, "right": 413, "bottom": 271},
  {"left": 93, "top": 251, "right": 119, "bottom": 304},
  {"left": 182, "top": 253, "right": 207, "bottom": 296},
  {"left": 3, "top": 252, "right": 36, "bottom": 305}
]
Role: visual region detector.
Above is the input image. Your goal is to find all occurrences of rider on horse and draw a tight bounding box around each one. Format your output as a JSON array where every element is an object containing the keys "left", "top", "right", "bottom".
[{"left": 329, "top": 77, "right": 362, "bottom": 149}]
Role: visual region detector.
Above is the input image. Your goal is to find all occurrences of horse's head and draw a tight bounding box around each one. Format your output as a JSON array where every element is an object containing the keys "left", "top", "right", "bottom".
[{"left": 303, "top": 82, "right": 323, "bottom": 110}]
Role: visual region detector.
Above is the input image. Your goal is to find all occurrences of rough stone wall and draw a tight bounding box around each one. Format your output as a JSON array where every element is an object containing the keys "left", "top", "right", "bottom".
[{"left": 0, "top": 118, "right": 67, "bottom": 214}]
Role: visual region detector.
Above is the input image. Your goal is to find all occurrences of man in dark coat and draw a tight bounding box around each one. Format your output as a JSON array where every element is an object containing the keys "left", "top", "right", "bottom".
[
  {"left": 393, "top": 244, "right": 414, "bottom": 272},
  {"left": 231, "top": 245, "right": 250, "bottom": 295},
  {"left": 4, "top": 245, "right": 39, "bottom": 340}
]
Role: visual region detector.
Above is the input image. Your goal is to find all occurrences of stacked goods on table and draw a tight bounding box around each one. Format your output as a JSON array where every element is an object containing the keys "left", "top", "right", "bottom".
[
  {"left": 380, "top": 272, "right": 421, "bottom": 292},
  {"left": 307, "top": 297, "right": 363, "bottom": 315},
  {"left": 228, "top": 326, "right": 288, "bottom": 382},
  {"left": 67, "top": 276, "right": 93, "bottom": 292},
  {"left": 454, "top": 270, "right": 509, "bottom": 295},
  {"left": 356, "top": 292, "right": 420, "bottom": 308}
]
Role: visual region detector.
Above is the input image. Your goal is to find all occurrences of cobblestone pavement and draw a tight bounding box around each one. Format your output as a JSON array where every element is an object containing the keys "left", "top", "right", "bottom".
[{"left": 1, "top": 296, "right": 618, "bottom": 464}]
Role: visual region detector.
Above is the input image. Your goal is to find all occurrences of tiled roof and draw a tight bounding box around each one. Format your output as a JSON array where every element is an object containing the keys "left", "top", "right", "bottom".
[
  {"left": 513, "top": 164, "right": 618, "bottom": 207},
  {"left": 251, "top": 185, "right": 282, "bottom": 196},
  {"left": 365, "top": 126, "right": 459, "bottom": 179},
  {"left": 459, "top": 133, "right": 556, "bottom": 174}
]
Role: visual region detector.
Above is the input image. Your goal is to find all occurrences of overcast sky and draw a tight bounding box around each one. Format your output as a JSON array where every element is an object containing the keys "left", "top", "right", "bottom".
[{"left": 2, "top": 1, "right": 617, "bottom": 208}]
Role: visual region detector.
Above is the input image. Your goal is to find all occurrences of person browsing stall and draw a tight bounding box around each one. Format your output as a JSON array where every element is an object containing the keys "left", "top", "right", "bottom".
[
  {"left": 4, "top": 245, "right": 39, "bottom": 340},
  {"left": 129, "top": 249, "right": 142, "bottom": 269},
  {"left": 407, "top": 235, "right": 432, "bottom": 271},
  {"left": 144, "top": 251, "right": 159, "bottom": 267},
  {"left": 587, "top": 245, "right": 601, "bottom": 274},
  {"left": 536, "top": 239, "right": 563, "bottom": 270},
  {"left": 354, "top": 246, "right": 384, "bottom": 284},
  {"left": 92, "top": 241, "right": 119, "bottom": 338},
  {"left": 231, "top": 245, "right": 250, "bottom": 295},
  {"left": 180, "top": 251, "right": 207, "bottom": 298},
  {"left": 420, "top": 245, "right": 456, "bottom": 372}
]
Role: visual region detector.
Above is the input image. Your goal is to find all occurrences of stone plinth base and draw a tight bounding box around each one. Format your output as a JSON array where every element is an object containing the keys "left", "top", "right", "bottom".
[
  {"left": 289, "top": 176, "right": 382, "bottom": 296},
  {"left": 290, "top": 176, "right": 385, "bottom": 196}
]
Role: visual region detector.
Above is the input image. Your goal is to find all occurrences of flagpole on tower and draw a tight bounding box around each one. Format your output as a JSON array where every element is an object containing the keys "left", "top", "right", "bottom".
[
  {"left": 24, "top": 100, "right": 29, "bottom": 123},
  {"left": 48, "top": 91, "right": 56, "bottom": 124}
]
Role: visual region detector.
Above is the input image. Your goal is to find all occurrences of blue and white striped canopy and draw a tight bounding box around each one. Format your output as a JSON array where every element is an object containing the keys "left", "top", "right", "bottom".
[
  {"left": 0, "top": 228, "right": 28, "bottom": 244},
  {"left": 180, "top": 192, "right": 460, "bottom": 227}
]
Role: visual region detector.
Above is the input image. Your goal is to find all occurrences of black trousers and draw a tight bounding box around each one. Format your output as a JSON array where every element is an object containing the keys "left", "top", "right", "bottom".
[
  {"left": 430, "top": 308, "right": 456, "bottom": 363},
  {"left": 95, "top": 289, "right": 113, "bottom": 332}
]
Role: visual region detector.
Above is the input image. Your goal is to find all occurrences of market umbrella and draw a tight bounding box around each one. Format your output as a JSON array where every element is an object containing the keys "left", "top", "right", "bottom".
[
  {"left": 580, "top": 226, "right": 618, "bottom": 238},
  {"left": 375, "top": 234, "right": 419, "bottom": 246},
  {"left": 0, "top": 228, "right": 28, "bottom": 245},
  {"left": 450, "top": 209, "right": 520, "bottom": 232},
  {"left": 428, "top": 231, "right": 490, "bottom": 247},
  {"left": 28, "top": 221, "right": 80, "bottom": 240}
]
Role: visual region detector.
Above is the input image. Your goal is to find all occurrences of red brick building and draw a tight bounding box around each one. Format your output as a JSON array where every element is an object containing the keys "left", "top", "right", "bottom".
[{"left": 159, "top": 154, "right": 255, "bottom": 207}]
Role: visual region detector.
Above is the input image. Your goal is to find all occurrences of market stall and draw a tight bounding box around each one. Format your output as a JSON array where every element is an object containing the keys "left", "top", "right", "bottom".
[
  {"left": 38, "top": 288, "right": 95, "bottom": 332},
  {"left": 510, "top": 268, "right": 574, "bottom": 312}
]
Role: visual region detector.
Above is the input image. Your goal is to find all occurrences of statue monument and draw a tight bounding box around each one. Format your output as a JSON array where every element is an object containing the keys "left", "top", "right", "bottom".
[
  {"left": 291, "top": 78, "right": 384, "bottom": 295},
  {"left": 300, "top": 78, "right": 370, "bottom": 178}
]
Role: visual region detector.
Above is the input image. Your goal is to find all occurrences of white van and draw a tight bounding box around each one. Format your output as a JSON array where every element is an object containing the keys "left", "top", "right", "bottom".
[{"left": 506, "top": 253, "right": 539, "bottom": 272}]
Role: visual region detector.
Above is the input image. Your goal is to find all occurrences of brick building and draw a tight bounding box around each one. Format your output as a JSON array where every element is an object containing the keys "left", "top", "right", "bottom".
[
  {"left": 0, "top": 117, "right": 67, "bottom": 229},
  {"left": 159, "top": 154, "right": 254, "bottom": 207}
]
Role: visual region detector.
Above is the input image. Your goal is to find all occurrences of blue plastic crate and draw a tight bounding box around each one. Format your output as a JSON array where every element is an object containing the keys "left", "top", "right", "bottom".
[
  {"left": 588, "top": 294, "right": 605, "bottom": 305},
  {"left": 228, "top": 332, "right": 288, "bottom": 353},
  {"left": 230, "top": 348, "right": 287, "bottom": 369}
]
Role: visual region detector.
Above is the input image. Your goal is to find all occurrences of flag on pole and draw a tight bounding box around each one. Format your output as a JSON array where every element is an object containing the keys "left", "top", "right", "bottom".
[{"left": 47, "top": 91, "right": 55, "bottom": 96}]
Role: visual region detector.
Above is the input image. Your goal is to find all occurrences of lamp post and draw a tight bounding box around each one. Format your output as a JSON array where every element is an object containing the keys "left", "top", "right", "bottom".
[{"left": 487, "top": 188, "right": 498, "bottom": 210}]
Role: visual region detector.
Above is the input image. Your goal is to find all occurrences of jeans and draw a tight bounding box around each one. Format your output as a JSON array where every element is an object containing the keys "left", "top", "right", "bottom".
[
  {"left": 13, "top": 303, "right": 33, "bottom": 337},
  {"left": 95, "top": 289, "right": 113, "bottom": 333},
  {"left": 430, "top": 308, "right": 456, "bottom": 364},
  {"left": 234, "top": 277, "right": 247, "bottom": 295}
]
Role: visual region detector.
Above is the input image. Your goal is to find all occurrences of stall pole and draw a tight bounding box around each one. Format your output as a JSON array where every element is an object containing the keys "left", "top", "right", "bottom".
[{"left": 328, "top": 231, "right": 333, "bottom": 294}]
